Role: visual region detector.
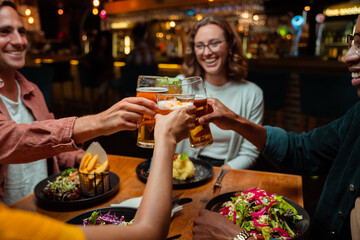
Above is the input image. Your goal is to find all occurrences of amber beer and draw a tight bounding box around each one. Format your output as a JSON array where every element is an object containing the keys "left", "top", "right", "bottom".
[
  {"left": 136, "top": 87, "right": 168, "bottom": 148},
  {"left": 189, "top": 96, "right": 213, "bottom": 148},
  {"left": 157, "top": 94, "right": 195, "bottom": 115}
]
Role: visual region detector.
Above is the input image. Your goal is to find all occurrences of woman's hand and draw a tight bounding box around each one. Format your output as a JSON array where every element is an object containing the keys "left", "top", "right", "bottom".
[{"left": 154, "top": 105, "right": 196, "bottom": 144}]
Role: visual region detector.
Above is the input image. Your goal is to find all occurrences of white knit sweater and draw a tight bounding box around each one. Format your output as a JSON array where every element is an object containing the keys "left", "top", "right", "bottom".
[{"left": 175, "top": 77, "right": 264, "bottom": 169}]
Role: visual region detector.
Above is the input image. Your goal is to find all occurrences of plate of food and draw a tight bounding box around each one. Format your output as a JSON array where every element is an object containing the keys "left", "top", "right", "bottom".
[
  {"left": 66, "top": 206, "right": 136, "bottom": 226},
  {"left": 205, "top": 188, "right": 310, "bottom": 240},
  {"left": 136, "top": 153, "right": 213, "bottom": 189},
  {"left": 34, "top": 168, "right": 120, "bottom": 211}
]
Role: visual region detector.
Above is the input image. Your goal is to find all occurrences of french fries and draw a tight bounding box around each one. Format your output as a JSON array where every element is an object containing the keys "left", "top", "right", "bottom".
[
  {"left": 79, "top": 153, "right": 110, "bottom": 196},
  {"left": 79, "top": 153, "right": 109, "bottom": 174}
]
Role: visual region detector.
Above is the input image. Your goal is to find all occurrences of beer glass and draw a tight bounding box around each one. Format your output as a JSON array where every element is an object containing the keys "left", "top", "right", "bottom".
[
  {"left": 167, "top": 77, "right": 182, "bottom": 94},
  {"left": 180, "top": 76, "right": 213, "bottom": 148},
  {"left": 136, "top": 76, "right": 168, "bottom": 148},
  {"left": 157, "top": 94, "right": 195, "bottom": 115}
]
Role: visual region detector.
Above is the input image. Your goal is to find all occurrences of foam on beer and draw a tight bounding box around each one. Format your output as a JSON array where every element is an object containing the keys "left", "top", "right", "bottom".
[{"left": 158, "top": 100, "right": 192, "bottom": 111}]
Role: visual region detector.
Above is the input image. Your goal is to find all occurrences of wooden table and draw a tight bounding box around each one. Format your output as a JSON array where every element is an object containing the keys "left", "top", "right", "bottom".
[{"left": 11, "top": 154, "right": 303, "bottom": 239}]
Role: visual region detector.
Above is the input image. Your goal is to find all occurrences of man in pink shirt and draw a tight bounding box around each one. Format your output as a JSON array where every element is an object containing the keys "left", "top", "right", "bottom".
[{"left": 0, "top": 1, "right": 157, "bottom": 204}]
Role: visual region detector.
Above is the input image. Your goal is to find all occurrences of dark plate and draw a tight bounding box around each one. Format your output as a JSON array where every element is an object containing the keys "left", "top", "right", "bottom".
[
  {"left": 136, "top": 159, "right": 213, "bottom": 189},
  {"left": 34, "top": 171, "right": 120, "bottom": 211},
  {"left": 205, "top": 191, "right": 310, "bottom": 240},
  {"left": 66, "top": 207, "right": 136, "bottom": 224}
]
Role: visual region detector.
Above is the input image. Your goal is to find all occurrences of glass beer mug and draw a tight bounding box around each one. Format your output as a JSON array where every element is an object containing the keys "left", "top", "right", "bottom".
[
  {"left": 136, "top": 76, "right": 168, "bottom": 148},
  {"left": 180, "top": 76, "right": 213, "bottom": 148}
]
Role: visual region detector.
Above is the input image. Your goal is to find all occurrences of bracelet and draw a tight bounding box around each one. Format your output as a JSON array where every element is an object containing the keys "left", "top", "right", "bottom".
[{"left": 232, "top": 230, "right": 251, "bottom": 240}]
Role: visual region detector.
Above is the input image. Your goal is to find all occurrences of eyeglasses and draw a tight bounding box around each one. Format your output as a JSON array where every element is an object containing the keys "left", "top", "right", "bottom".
[
  {"left": 194, "top": 40, "right": 223, "bottom": 54},
  {"left": 347, "top": 33, "right": 360, "bottom": 55}
]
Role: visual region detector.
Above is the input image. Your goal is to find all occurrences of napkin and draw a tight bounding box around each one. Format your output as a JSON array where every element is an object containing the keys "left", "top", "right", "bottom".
[
  {"left": 110, "top": 196, "right": 183, "bottom": 217},
  {"left": 111, "top": 196, "right": 143, "bottom": 209},
  {"left": 85, "top": 141, "right": 108, "bottom": 164}
]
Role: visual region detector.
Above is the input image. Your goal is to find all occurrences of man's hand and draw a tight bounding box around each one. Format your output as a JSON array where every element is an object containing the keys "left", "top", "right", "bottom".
[
  {"left": 95, "top": 97, "right": 157, "bottom": 133},
  {"left": 199, "top": 98, "right": 240, "bottom": 131},
  {"left": 193, "top": 209, "right": 243, "bottom": 240},
  {"left": 73, "top": 97, "right": 157, "bottom": 143}
]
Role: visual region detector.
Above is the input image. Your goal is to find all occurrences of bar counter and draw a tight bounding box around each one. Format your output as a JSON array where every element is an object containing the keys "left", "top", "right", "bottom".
[{"left": 11, "top": 154, "right": 303, "bottom": 239}]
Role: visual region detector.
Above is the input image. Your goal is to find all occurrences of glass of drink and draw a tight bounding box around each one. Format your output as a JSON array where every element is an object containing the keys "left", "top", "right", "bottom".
[
  {"left": 180, "top": 76, "right": 213, "bottom": 148},
  {"left": 167, "top": 77, "right": 182, "bottom": 94},
  {"left": 157, "top": 94, "right": 195, "bottom": 115},
  {"left": 136, "top": 76, "right": 169, "bottom": 148}
]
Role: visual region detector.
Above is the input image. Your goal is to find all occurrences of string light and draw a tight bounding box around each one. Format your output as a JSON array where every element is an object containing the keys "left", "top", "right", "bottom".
[
  {"left": 24, "top": 8, "right": 31, "bottom": 16},
  {"left": 99, "top": 9, "right": 107, "bottom": 19},
  {"left": 27, "top": 17, "right": 34, "bottom": 24},
  {"left": 58, "top": 9, "right": 64, "bottom": 15},
  {"left": 93, "top": 0, "right": 100, "bottom": 7},
  {"left": 92, "top": 7, "right": 99, "bottom": 15},
  {"left": 169, "top": 21, "right": 176, "bottom": 28}
]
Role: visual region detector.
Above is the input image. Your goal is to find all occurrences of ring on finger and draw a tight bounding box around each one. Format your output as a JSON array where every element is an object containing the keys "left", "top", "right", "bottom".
[{"left": 185, "top": 105, "right": 190, "bottom": 114}]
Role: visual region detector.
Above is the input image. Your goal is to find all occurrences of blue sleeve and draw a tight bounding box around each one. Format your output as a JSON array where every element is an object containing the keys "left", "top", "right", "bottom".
[
  {"left": 262, "top": 126, "right": 289, "bottom": 161},
  {"left": 263, "top": 104, "right": 359, "bottom": 175}
]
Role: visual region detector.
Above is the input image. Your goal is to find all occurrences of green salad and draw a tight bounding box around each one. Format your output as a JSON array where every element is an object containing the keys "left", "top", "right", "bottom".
[{"left": 218, "top": 188, "right": 303, "bottom": 240}]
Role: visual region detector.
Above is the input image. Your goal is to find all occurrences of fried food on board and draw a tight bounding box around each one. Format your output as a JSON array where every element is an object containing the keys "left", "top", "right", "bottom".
[{"left": 79, "top": 153, "right": 110, "bottom": 190}]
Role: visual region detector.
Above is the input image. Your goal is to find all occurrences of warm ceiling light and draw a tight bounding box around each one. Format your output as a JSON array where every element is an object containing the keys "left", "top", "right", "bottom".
[
  {"left": 241, "top": 12, "right": 250, "bottom": 19},
  {"left": 92, "top": 8, "right": 99, "bottom": 15},
  {"left": 208, "top": 0, "right": 214, "bottom": 2},
  {"left": 304, "top": 6, "right": 310, "bottom": 11},
  {"left": 58, "top": 9, "right": 64, "bottom": 15},
  {"left": 253, "top": 15, "right": 259, "bottom": 21},
  {"left": 93, "top": 0, "right": 100, "bottom": 7},
  {"left": 24, "top": 8, "right": 31, "bottom": 16},
  {"left": 27, "top": 17, "right": 34, "bottom": 24},
  {"left": 169, "top": 21, "right": 176, "bottom": 28}
]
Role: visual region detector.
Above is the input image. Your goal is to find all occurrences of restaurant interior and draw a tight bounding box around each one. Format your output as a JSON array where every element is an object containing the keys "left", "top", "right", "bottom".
[{"left": 7, "top": 0, "right": 360, "bottom": 237}]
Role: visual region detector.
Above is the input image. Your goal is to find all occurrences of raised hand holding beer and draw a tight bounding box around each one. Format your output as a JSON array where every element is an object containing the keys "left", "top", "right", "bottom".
[
  {"left": 180, "top": 76, "right": 214, "bottom": 148},
  {"left": 136, "top": 76, "right": 168, "bottom": 148},
  {"left": 157, "top": 94, "right": 195, "bottom": 115}
]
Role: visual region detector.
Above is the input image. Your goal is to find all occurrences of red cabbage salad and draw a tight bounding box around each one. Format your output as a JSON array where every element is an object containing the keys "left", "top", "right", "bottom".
[
  {"left": 218, "top": 188, "right": 303, "bottom": 240},
  {"left": 83, "top": 211, "right": 133, "bottom": 226}
]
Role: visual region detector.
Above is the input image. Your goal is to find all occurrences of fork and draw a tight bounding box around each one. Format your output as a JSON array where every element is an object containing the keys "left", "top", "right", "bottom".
[{"left": 213, "top": 165, "right": 228, "bottom": 190}]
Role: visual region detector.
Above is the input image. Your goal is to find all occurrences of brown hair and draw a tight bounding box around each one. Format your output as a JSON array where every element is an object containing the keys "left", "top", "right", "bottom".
[{"left": 181, "top": 15, "right": 248, "bottom": 82}]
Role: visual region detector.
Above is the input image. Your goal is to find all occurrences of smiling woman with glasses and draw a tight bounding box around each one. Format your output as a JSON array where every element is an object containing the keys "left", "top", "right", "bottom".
[{"left": 175, "top": 15, "right": 264, "bottom": 170}]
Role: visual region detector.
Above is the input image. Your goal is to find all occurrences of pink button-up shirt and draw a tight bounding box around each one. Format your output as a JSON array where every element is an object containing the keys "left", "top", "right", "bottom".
[{"left": 0, "top": 71, "right": 84, "bottom": 201}]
